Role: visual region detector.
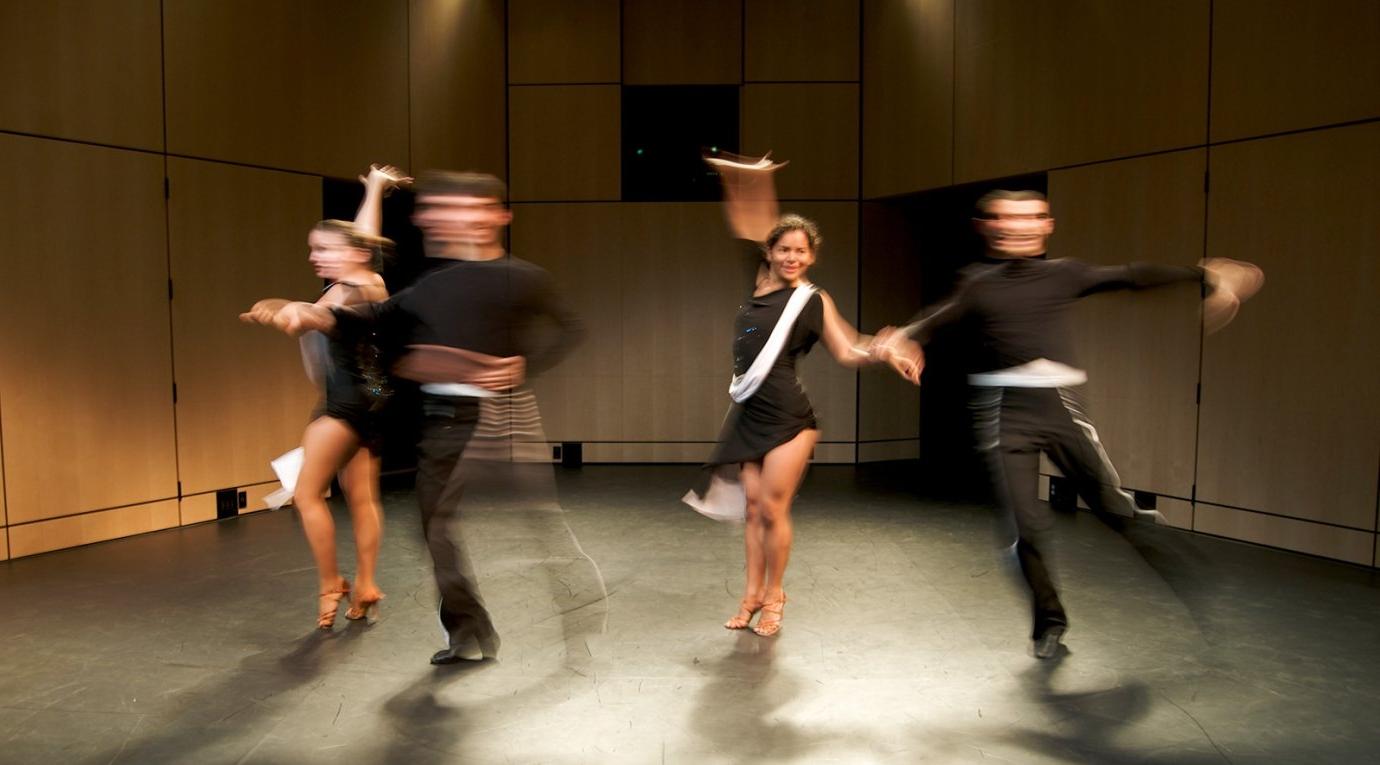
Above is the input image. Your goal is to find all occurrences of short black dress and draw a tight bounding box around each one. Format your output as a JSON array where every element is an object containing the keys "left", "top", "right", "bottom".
[
  {"left": 306, "top": 282, "right": 391, "bottom": 452},
  {"left": 705, "top": 286, "right": 824, "bottom": 466}
]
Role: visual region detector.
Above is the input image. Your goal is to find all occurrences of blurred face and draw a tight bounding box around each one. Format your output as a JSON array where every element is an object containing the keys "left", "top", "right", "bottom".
[
  {"left": 976, "top": 198, "right": 1055, "bottom": 257},
  {"left": 307, "top": 229, "right": 368, "bottom": 279},
  {"left": 767, "top": 229, "right": 816, "bottom": 285},
  {"left": 412, "top": 194, "right": 512, "bottom": 247}
]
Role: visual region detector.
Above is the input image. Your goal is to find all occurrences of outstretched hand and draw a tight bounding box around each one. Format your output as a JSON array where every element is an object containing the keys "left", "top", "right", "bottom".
[
  {"left": 1202, "top": 257, "right": 1265, "bottom": 334},
  {"left": 870, "top": 327, "right": 924, "bottom": 385},
  {"left": 239, "top": 300, "right": 332, "bottom": 336}
]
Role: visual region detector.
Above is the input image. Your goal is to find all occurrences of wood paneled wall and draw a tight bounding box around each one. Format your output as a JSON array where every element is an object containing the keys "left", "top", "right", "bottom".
[
  {"left": 862, "top": 1, "right": 1380, "bottom": 564},
  {"left": 1197, "top": 124, "right": 1379, "bottom": 555},
  {"left": 0, "top": 1, "right": 501, "bottom": 558},
  {"left": 1050, "top": 150, "right": 1206, "bottom": 501},
  {"left": 4, "top": 1, "right": 1378, "bottom": 566},
  {"left": 861, "top": 0, "right": 953, "bottom": 198}
]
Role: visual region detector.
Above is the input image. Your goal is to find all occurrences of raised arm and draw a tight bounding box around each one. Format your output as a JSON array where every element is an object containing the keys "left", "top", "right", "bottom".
[
  {"left": 353, "top": 164, "right": 411, "bottom": 238},
  {"left": 704, "top": 152, "right": 788, "bottom": 244}
]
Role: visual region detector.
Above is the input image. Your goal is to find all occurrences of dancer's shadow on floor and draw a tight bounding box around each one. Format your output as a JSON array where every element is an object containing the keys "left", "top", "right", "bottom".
[
  {"left": 993, "top": 652, "right": 1225, "bottom": 765},
  {"left": 103, "top": 626, "right": 361, "bottom": 764},
  {"left": 687, "top": 632, "right": 836, "bottom": 763}
]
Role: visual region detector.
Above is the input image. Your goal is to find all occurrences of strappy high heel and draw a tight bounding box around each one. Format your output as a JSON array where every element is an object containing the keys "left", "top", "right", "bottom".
[
  {"left": 725, "top": 597, "right": 764, "bottom": 630},
  {"left": 317, "top": 579, "right": 351, "bottom": 630},
  {"left": 753, "top": 592, "right": 786, "bottom": 637},
  {"left": 345, "top": 587, "right": 385, "bottom": 624}
]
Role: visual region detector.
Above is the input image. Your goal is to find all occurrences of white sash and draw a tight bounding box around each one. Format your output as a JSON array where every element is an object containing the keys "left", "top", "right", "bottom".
[{"left": 728, "top": 283, "right": 816, "bottom": 403}]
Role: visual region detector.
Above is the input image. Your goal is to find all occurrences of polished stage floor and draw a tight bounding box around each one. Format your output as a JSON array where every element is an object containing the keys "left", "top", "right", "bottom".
[{"left": 2, "top": 464, "right": 1377, "bottom": 764}]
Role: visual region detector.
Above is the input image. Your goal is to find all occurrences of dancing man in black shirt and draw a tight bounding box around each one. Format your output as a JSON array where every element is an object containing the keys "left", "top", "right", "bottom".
[{"left": 874, "top": 189, "right": 1262, "bottom": 659}]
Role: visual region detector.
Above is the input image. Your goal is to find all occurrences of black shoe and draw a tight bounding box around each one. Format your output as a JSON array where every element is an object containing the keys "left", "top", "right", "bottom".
[
  {"left": 430, "top": 634, "right": 484, "bottom": 665},
  {"left": 1033, "top": 624, "right": 1067, "bottom": 659}
]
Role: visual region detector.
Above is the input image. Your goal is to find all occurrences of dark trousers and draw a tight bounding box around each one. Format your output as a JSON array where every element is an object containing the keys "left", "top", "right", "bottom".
[
  {"left": 971, "top": 386, "right": 1137, "bottom": 639},
  {"left": 416, "top": 393, "right": 499, "bottom": 654}
]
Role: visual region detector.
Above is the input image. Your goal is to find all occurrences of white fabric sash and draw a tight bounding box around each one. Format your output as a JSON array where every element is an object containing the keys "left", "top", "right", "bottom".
[
  {"left": 728, "top": 283, "right": 816, "bottom": 403},
  {"left": 967, "top": 358, "right": 1088, "bottom": 388}
]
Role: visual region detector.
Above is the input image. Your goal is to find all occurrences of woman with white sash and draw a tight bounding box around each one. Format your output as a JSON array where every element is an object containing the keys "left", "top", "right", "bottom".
[{"left": 688, "top": 154, "right": 921, "bottom": 636}]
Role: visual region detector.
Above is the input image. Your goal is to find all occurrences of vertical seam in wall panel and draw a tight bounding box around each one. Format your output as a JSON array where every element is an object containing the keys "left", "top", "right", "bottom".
[
  {"left": 159, "top": 0, "right": 185, "bottom": 525},
  {"left": 1191, "top": 0, "right": 1215, "bottom": 532},
  {"left": 1, "top": 391, "right": 8, "bottom": 556},
  {"left": 854, "top": 0, "right": 864, "bottom": 460},
  {"left": 950, "top": 1, "right": 957, "bottom": 185},
  {"left": 503, "top": 0, "right": 510, "bottom": 196},
  {"left": 1372, "top": 452, "right": 1379, "bottom": 566},
  {"left": 406, "top": 0, "right": 413, "bottom": 173}
]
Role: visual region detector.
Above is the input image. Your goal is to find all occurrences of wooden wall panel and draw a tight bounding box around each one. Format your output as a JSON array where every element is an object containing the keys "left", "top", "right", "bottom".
[
  {"left": 164, "top": 0, "right": 409, "bottom": 178},
  {"left": 411, "top": 0, "right": 507, "bottom": 177},
  {"left": 954, "top": 0, "right": 1209, "bottom": 182},
  {"left": 509, "top": 0, "right": 620, "bottom": 84},
  {"left": 858, "top": 201, "right": 923, "bottom": 446},
  {"left": 858, "top": 441, "right": 919, "bottom": 463},
  {"left": 861, "top": 0, "right": 953, "bottom": 198},
  {"left": 620, "top": 204, "right": 742, "bottom": 445},
  {"left": 1156, "top": 497, "right": 1193, "bottom": 531},
  {"left": 167, "top": 159, "right": 322, "bottom": 496},
  {"left": 742, "top": 84, "right": 860, "bottom": 200},
  {"left": 0, "top": 1, "right": 163, "bottom": 150},
  {"left": 1049, "top": 149, "right": 1206, "bottom": 499},
  {"left": 1211, "top": 0, "right": 1380, "bottom": 142},
  {"left": 512, "top": 204, "right": 626, "bottom": 443},
  {"left": 623, "top": 0, "right": 742, "bottom": 85},
  {"left": 509, "top": 86, "right": 621, "bottom": 201},
  {"left": 744, "top": 0, "right": 859, "bottom": 83},
  {"left": 9, "top": 500, "right": 179, "bottom": 559},
  {"left": 1198, "top": 124, "right": 1380, "bottom": 529},
  {"left": 0, "top": 527, "right": 7, "bottom": 561},
  {"left": 0, "top": 136, "right": 177, "bottom": 524},
  {"left": 1195, "top": 503, "right": 1374, "bottom": 566}
]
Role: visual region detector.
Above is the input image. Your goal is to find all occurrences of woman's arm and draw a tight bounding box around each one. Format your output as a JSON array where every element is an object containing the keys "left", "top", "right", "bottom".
[
  {"left": 353, "top": 164, "right": 411, "bottom": 237},
  {"left": 817, "top": 291, "right": 872, "bottom": 368},
  {"left": 706, "top": 152, "right": 787, "bottom": 244}
]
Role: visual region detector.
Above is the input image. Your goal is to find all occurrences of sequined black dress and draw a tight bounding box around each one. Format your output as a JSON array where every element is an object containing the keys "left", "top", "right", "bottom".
[{"left": 306, "top": 282, "right": 391, "bottom": 452}]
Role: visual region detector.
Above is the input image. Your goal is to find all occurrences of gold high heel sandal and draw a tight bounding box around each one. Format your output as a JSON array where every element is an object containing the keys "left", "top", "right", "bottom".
[
  {"left": 345, "top": 588, "right": 385, "bottom": 624},
  {"left": 317, "top": 579, "right": 351, "bottom": 630},
  {"left": 725, "top": 597, "right": 764, "bottom": 630},
  {"left": 753, "top": 593, "right": 786, "bottom": 637}
]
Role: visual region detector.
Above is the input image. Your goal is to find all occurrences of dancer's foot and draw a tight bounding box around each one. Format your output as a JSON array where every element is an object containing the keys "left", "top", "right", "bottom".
[
  {"left": 1033, "top": 623, "right": 1067, "bottom": 659},
  {"left": 345, "top": 584, "right": 385, "bottom": 624},
  {"left": 317, "top": 578, "right": 351, "bottom": 630},
  {"left": 753, "top": 592, "right": 786, "bottom": 637},
  {"left": 431, "top": 634, "right": 484, "bottom": 665},
  {"left": 725, "top": 597, "right": 764, "bottom": 630}
]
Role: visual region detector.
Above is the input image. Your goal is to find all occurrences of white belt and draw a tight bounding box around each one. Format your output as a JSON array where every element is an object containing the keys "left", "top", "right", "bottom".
[
  {"left": 969, "top": 359, "right": 1088, "bottom": 388},
  {"left": 420, "top": 382, "right": 498, "bottom": 398}
]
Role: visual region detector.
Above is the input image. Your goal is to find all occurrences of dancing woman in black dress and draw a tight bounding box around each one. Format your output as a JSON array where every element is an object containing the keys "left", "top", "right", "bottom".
[
  {"left": 700, "top": 154, "right": 921, "bottom": 636},
  {"left": 287, "top": 164, "right": 408, "bottom": 629}
]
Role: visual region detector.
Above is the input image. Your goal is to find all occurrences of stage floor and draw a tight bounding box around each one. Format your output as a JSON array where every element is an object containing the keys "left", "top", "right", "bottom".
[{"left": 2, "top": 464, "right": 1377, "bottom": 764}]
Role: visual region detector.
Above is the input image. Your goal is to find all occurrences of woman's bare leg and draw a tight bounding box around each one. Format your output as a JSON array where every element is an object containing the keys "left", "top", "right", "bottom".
[
  {"left": 295, "top": 417, "right": 361, "bottom": 595},
  {"left": 339, "top": 446, "right": 384, "bottom": 605},
  {"left": 752, "top": 428, "right": 819, "bottom": 635}
]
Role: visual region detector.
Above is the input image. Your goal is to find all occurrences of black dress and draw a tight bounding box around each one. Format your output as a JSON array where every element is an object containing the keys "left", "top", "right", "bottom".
[
  {"left": 705, "top": 286, "right": 824, "bottom": 466},
  {"left": 308, "top": 282, "right": 391, "bottom": 452}
]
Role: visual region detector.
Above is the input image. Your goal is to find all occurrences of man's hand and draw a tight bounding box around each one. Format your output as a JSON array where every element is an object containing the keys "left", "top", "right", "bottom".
[
  {"left": 471, "top": 355, "right": 527, "bottom": 392},
  {"left": 871, "top": 326, "right": 924, "bottom": 385},
  {"left": 1202, "top": 257, "right": 1265, "bottom": 334}
]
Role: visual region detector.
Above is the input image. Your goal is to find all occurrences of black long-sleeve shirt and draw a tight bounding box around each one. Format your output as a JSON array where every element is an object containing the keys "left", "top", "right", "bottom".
[
  {"left": 904, "top": 256, "right": 1204, "bottom": 373},
  {"left": 333, "top": 256, "right": 583, "bottom": 376}
]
